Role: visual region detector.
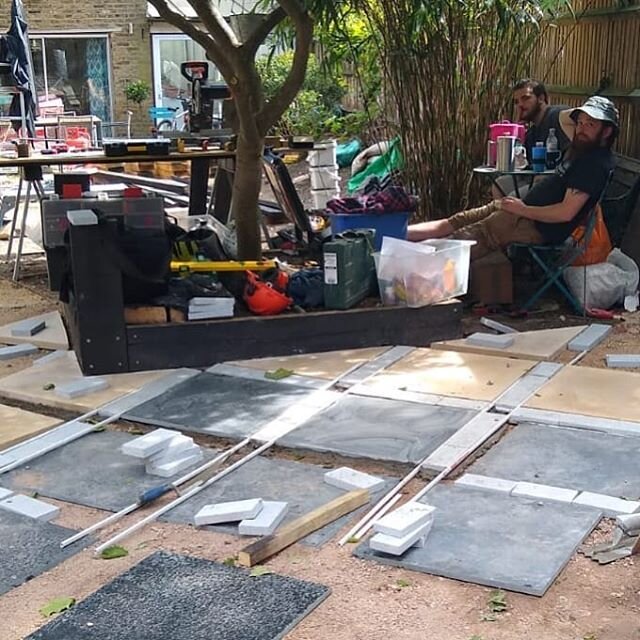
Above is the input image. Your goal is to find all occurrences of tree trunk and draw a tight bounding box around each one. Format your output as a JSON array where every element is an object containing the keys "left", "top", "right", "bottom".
[{"left": 230, "top": 133, "right": 264, "bottom": 260}]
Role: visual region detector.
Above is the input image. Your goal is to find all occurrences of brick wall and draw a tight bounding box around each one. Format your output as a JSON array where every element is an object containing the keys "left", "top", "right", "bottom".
[{"left": 0, "top": 0, "right": 153, "bottom": 133}]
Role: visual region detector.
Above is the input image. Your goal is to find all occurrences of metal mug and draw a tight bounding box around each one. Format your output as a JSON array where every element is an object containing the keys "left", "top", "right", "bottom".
[{"left": 496, "top": 136, "right": 516, "bottom": 172}]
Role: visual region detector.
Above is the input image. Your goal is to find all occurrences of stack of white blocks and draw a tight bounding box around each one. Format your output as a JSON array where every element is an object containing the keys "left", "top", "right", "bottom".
[
  {"left": 370, "top": 502, "right": 436, "bottom": 556},
  {"left": 121, "top": 428, "right": 203, "bottom": 478},
  {"left": 194, "top": 498, "right": 289, "bottom": 536}
]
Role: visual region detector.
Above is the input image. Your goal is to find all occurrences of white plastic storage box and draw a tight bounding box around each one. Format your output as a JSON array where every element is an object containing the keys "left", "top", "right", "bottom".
[
  {"left": 376, "top": 237, "right": 475, "bottom": 307},
  {"left": 311, "top": 187, "right": 340, "bottom": 210},
  {"left": 308, "top": 140, "right": 337, "bottom": 168},
  {"left": 309, "top": 164, "right": 340, "bottom": 190}
]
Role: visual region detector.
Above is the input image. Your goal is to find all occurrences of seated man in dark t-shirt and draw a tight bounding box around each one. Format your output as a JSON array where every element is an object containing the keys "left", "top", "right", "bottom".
[{"left": 408, "top": 96, "right": 618, "bottom": 261}]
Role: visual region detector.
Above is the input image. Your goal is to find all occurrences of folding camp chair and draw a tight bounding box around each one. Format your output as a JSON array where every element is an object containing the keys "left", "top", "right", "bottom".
[{"left": 510, "top": 170, "right": 614, "bottom": 315}]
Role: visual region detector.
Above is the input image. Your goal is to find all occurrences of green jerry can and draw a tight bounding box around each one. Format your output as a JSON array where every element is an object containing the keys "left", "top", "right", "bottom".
[{"left": 323, "top": 229, "right": 377, "bottom": 310}]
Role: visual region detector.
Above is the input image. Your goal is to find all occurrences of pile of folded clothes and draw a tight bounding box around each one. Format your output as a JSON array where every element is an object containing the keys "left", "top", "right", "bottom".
[{"left": 325, "top": 181, "right": 418, "bottom": 216}]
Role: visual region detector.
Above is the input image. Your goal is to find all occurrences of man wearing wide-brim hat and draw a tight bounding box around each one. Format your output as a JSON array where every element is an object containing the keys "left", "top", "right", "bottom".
[{"left": 408, "top": 95, "right": 618, "bottom": 260}]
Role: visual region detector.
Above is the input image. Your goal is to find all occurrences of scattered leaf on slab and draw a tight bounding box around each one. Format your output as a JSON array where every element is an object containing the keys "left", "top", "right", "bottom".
[
  {"left": 346, "top": 536, "right": 360, "bottom": 544},
  {"left": 264, "top": 368, "right": 294, "bottom": 380},
  {"left": 40, "top": 597, "right": 75, "bottom": 617},
  {"left": 583, "top": 635, "right": 597, "bottom": 640},
  {"left": 30, "top": 491, "right": 39, "bottom": 499},
  {"left": 469, "top": 635, "right": 485, "bottom": 640},
  {"left": 128, "top": 428, "right": 144, "bottom": 435},
  {"left": 100, "top": 545, "right": 129, "bottom": 560},
  {"left": 250, "top": 565, "right": 273, "bottom": 577},
  {"left": 480, "top": 613, "right": 497, "bottom": 622},
  {"left": 395, "top": 579, "right": 411, "bottom": 588},
  {"left": 222, "top": 556, "right": 236, "bottom": 567},
  {"left": 42, "top": 383, "right": 55, "bottom": 391},
  {"left": 92, "top": 425, "right": 106, "bottom": 433}
]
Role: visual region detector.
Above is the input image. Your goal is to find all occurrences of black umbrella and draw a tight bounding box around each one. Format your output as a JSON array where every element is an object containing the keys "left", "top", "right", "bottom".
[{"left": 0, "top": 0, "right": 36, "bottom": 137}]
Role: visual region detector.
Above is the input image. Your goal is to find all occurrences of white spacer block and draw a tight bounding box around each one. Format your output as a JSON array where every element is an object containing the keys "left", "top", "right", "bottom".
[
  {"left": 148, "top": 435, "right": 196, "bottom": 464},
  {"left": 145, "top": 450, "right": 203, "bottom": 478},
  {"left": 573, "top": 492, "right": 640, "bottom": 516},
  {"left": 0, "top": 487, "right": 14, "bottom": 500},
  {"left": 11, "top": 318, "right": 46, "bottom": 337},
  {"left": 370, "top": 518, "right": 434, "bottom": 556},
  {"left": 454, "top": 473, "right": 517, "bottom": 494},
  {"left": 568, "top": 324, "right": 612, "bottom": 352},
  {"left": 0, "top": 494, "right": 59, "bottom": 521},
  {"left": 121, "top": 428, "right": 178, "bottom": 459},
  {"left": 55, "top": 377, "right": 110, "bottom": 399},
  {"left": 0, "top": 344, "right": 38, "bottom": 360},
  {"left": 606, "top": 354, "right": 640, "bottom": 369},
  {"left": 616, "top": 513, "right": 640, "bottom": 534},
  {"left": 529, "top": 362, "right": 563, "bottom": 378},
  {"left": 324, "top": 467, "right": 385, "bottom": 493},
  {"left": 238, "top": 501, "right": 289, "bottom": 536},
  {"left": 373, "top": 502, "right": 436, "bottom": 537},
  {"left": 511, "top": 481, "right": 578, "bottom": 504},
  {"left": 480, "top": 317, "right": 518, "bottom": 334},
  {"left": 465, "top": 332, "right": 515, "bottom": 349},
  {"left": 194, "top": 498, "right": 263, "bottom": 526}
]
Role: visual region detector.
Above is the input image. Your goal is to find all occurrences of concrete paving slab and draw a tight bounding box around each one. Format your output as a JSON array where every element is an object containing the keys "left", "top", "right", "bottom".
[
  {"left": 54, "top": 377, "right": 109, "bottom": 399},
  {"left": 465, "top": 332, "right": 515, "bottom": 349},
  {"left": 123, "top": 372, "right": 313, "bottom": 440},
  {"left": 324, "top": 467, "right": 385, "bottom": 492},
  {"left": 0, "top": 510, "right": 91, "bottom": 596},
  {"left": 454, "top": 473, "right": 517, "bottom": 494},
  {"left": 26, "top": 551, "right": 329, "bottom": 640},
  {"left": 568, "top": 323, "right": 612, "bottom": 352},
  {"left": 278, "top": 395, "right": 476, "bottom": 464},
  {"left": 239, "top": 501, "right": 289, "bottom": 536},
  {"left": 0, "top": 404, "right": 60, "bottom": 450},
  {"left": 355, "top": 483, "right": 601, "bottom": 596},
  {"left": 573, "top": 492, "right": 640, "bottom": 515},
  {"left": 469, "top": 422, "right": 640, "bottom": 499},
  {"left": 0, "top": 351, "right": 171, "bottom": 413},
  {"left": 161, "top": 455, "right": 396, "bottom": 547},
  {"left": 364, "top": 348, "right": 534, "bottom": 402},
  {"left": 0, "top": 311, "right": 68, "bottom": 351},
  {"left": 1, "top": 431, "right": 220, "bottom": 513},
  {"left": 0, "top": 493, "right": 59, "bottom": 521}
]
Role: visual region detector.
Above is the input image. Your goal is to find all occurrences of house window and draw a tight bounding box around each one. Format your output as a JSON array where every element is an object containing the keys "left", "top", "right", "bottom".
[{"left": 29, "top": 35, "right": 112, "bottom": 121}]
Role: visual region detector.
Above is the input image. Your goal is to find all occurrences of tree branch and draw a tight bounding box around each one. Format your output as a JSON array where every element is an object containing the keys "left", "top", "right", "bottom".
[
  {"left": 187, "top": 0, "right": 240, "bottom": 47},
  {"left": 242, "top": 7, "right": 287, "bottom": 57},
  {"left": 148, "top": 0, "right": 236, "bottom": 80},
  {"left": 256, "top": 0, "right": 313, "bottom": 135}
]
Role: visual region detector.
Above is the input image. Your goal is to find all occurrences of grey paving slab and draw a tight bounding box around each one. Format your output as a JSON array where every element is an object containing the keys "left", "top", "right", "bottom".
[
  {"left": 123, "top": 372, "right": 313, "bottom": 440},
  {"left": 0, "top": 343, "right": 38, "bottom": 360},
  {"left": 161, "top": 455, "right": 396, "bottom": 547},
  {"left": 568, "top": 323, "right": 611, "bottom": 352},
  {"left": 27, "top": 551, "right": 329, "bottom": 640},
  {"left": 354, "top": 484, "right": 601, "bottom": 596},
  {"left": 469, "top": 422, "right": 640, "bottom": 499},
  {"left": 278, "top": 395, "right": 477, "bottom": 464},
  {"left": 0, "top": 510, "right": 91, "bottom": 596},
  {"left": 1, "top": 431, "right": 219, "bottom": 512}
]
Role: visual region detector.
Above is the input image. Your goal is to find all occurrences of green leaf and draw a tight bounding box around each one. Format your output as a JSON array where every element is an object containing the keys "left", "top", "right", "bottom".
[
  {"left": 42, "top": 383, "right": 55, "bottom": 391},
  {"left": 583, "top": 635, "right": 597, "bottom": 640},
  {"left": 488, "top": 589, "right": 508, "bottom": 612},
  {"left": 395, "top": 578, "right": 411, "bottom": 588},
  {"left": 39, "top": 596, "right": 75, "bottom": 617},
  {"left": 100, "top": 545, "right": 129, "bottom": 560},
  {"left": 480, "top": 613, "right": 497, "bottom": 622},
  {"left": 128, "top": 427, "right": 144, "bottom": 435},
  {"left": 250, "top": 565, "right": 273, "bottom": 577},
  {"left": 264, "top": 368, "right": 294, "bottom": 381},
  {"left": 30, "top": 491, "right": 39, "bottom": 499},
  {"left": 222, "top": 556, "right": 236, "bottom": 566},
  {"left": 346, "top": 536, "right": 360, "bottom": 544},
  {"left": 469, "top": 635, "right": 485, "bottom": 640},
  {"left": 92, "top": 425, "right": 106, "bottom": 433}
]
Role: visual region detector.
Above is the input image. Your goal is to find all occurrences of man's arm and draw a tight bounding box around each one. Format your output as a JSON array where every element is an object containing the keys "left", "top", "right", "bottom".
[{"left": 501, "top": 189, "right": 589, "bottom": 223}]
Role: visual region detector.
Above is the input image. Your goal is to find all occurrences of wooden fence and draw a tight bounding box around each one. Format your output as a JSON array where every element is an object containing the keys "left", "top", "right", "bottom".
[{"left": 532, "top": 0, "right": 640, "bottom": 157}]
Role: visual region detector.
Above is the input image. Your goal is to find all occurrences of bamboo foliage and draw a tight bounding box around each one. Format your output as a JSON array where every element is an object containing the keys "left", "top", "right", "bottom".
[{"left": 352, "top": 0, "right": 570, "bottom": 219}]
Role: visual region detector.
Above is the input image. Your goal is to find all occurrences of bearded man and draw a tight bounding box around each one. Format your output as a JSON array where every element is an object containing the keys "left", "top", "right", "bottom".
[{"left": 408, "top": 96, "right": 618, "bottom": 261}]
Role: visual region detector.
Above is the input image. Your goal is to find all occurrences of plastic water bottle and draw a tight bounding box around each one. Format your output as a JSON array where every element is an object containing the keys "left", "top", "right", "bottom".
[
  {"left": 532, "top": 142, "right": 546, "bottom": 173},
  {"left": 545, "top": 128, "right": 560, "bottom": 169}
]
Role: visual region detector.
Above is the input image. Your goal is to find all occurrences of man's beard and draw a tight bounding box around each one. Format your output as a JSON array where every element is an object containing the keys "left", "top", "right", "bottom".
[
  {"left": 520, "top": 102, "right": 542, "bottom": 123},
  {"left": 571, "top": 132, "right": 604, "bottom": 153}
]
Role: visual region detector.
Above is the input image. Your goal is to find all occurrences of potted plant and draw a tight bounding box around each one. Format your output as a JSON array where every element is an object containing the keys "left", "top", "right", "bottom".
[{"left": 124, "top": 80, "right": 151, "bottom": 135}]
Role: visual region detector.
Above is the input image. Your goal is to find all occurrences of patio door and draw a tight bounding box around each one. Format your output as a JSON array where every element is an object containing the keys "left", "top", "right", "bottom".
[{"left": 151, "top": 34, "right": 221, "bottom": 127}]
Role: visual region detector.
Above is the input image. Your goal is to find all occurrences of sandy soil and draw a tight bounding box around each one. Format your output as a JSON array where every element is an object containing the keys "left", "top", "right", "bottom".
[{"left": 1, "top": 272, "right": 640, "bottom": 640}]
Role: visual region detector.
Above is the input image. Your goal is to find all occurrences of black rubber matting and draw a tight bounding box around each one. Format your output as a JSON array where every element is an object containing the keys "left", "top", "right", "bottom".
[
  {"left": 0, "top": 510, "right": 90, "bottom": 596},
  {"left": 27, "top": 551, "right": 330, "bottom": 640}
]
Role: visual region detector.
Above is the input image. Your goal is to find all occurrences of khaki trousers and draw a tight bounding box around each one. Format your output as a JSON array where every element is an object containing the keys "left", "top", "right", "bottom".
[{"left": 448, "top": 202, "right": 544, "bottom": 261}]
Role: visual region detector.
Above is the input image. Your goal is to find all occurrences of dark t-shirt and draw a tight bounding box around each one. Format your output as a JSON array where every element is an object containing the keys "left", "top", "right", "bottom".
[
  {"left": 524, "top": 105, "right": 571, "bottom": 161},
  {"left": 524, "top": 146, "right": 614, "bottom": 244}
]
